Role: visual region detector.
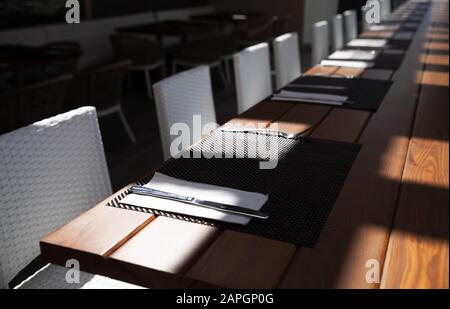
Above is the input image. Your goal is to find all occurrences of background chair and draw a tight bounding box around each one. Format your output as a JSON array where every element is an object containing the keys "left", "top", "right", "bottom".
[
  {"left": 0, "top": 75, "right": 71, "bottom": 136},
  {"left": 65, "top": 60, "right": 136, "bottom": 143},
  {"left": 238, "top": 16, "right": 285, "bottom": 48},
  {"left": 0, "top": 89, "right": 20, "bottom": 135},
  {"left": 331, "top": 14, "right": 345, "bottom": 52},
  {"left": 172, "top": 34, "right": 230, "bottom": 87},
  {"left": 233, "top": 43, "right": 273, "bottom": 113},
  {"left": 40, "top": 41, "right": 82, "bottom": 79},
  {"left": 0, "top": 107, "right": 142, "bottom": 289},
  {"left": 273, "top": 32, "right": 302, "bottom": 90},
  {"left": 312, "top": 21, "right": 330, "bottom": 66},
  {"left": 153, "top": 66, "right": 217, "bottom": 160},
  {"left": 219, "top": 32, "right": 241, "bottom": 84},
  {"left": 361, "top": 5, "right": 370, "bottom": 32},
  {"left": 110, "top": 34, "right": 166, "bottom": 100},
  {"left": 380, "top": 0, "right": 392, "bottom": 20},
  {"left": 343, "top": 10, "right": 358, "bottom": 42},
  {"left": 19, "top": 41, "right": 81, "bottom": 85}
]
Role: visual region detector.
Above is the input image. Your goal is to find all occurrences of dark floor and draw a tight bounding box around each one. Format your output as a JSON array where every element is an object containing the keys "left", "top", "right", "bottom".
[{"left": 101, "top": 49, "right": 312, "bottom": 190}]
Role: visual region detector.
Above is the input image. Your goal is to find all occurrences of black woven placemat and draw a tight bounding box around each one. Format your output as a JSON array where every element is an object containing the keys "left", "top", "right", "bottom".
[
  {"left": 107, "top": 131, "right": 361, "bottom": 247},
  {"left": 273, "top": 75, "right": 393, "bottom": 111}
]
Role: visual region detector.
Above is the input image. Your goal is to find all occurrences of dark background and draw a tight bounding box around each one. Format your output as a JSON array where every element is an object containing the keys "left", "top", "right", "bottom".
[
  {"left": 0, "top": 0, "right": 407, "bottom": 30},
  {"left": 91, "top": 0, "right": 209, "bottom": 18},
  {"left": 0, "top": 0, "right": 209, "bottom": 29}
]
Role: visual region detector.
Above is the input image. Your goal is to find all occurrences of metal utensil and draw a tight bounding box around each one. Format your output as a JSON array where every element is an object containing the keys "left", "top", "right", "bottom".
[{"left": 128, "top": 186, "right": 269, "bottom": 220}]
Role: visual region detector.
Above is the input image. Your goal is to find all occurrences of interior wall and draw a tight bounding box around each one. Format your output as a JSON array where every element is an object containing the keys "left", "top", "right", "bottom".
[
  {"left": 302, "top": 0, "right": 339, "bottom": 45},
  {"left": 0, "top": 6, "right": 213, "bottom": 69},
  {"left": 210, "top": 0, "right": 305, "bottom": 43}
]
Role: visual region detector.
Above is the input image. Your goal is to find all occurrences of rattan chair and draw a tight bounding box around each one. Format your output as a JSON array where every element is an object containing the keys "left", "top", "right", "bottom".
[
  {"left": 153, "top": 66, "right": 217, "bottom": 160},
  {"left": 233, "top": 43, "right": 273, "bottom": 113},
  {"left": 331, "top": 14, "right": 345, "bottom": 52},
  {"left": 344, "top": 10, "right": 358, "bottom": 42},
  {"left": 0, "top": 107, "right": 144, "bottom": 289},
  {"left": 220, "top": 32, "right": 241, "bottom": 84},
  {"left": 172, "top": 34, "right": 233, "bottom": 87},
  {"left": 312, "top": 21, "right": 330, "bottom": 66},
  {"left": 239, "top": 16, "right": 286, "bottom": 47},
  {"left": 65, "top": 60, "right": 136, "bottom": 143},
  {"left": 0, "top": 89, "right": 20, "bottom": 135},
  {"left": 21, "top": 41, "right": 81, "bottom": 85},
  {"left": 110, "top": 34, "right": 166, "bottom": 100},
  {"left": 0, "top": 75, "right": 71, "bottom": 136},
  {"left": 273, "top": 32, "right": 302, "bottom": 90}
]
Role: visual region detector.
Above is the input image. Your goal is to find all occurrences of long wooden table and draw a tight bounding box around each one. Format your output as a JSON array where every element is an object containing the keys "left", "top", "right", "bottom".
[{"left": 40, "top": 0, "right": 449, "bottom": 289}]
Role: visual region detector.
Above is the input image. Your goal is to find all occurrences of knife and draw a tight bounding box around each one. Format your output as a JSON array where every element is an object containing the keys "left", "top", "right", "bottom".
[
  {"left": 287, "top": 84, "right": 348, "bottom": 91},
  {"left": 128, "top": 186, "right": 269, "bottom": 220},
  {"left": 220, "top": 127, "right": 299, "bottom": 139}
]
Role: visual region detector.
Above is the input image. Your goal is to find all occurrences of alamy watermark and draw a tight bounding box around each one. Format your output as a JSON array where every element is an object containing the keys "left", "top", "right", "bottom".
[
  {"left": 65, "top": 0, "right": 382, "bottom": 26},
  {"left": 65, "top": 0, "right": 80, "bottom": 24},
  {"left": 365, "top": 258, "right": 381, "bottom": 284},
  {"left": 65, "top": 259, "right": 81, "bottom": 284},
  {"left": 364, "top": 0, "right": 382, "bottom": 25},
  {"left": 169, "top": 115, "right": 280, "bottom": 170}
]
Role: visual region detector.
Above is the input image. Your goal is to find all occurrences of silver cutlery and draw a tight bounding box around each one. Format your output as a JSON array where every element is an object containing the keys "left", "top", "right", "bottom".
[
  {"left": 128, "top": 186, "right": 270, "bottom": 220},
  {"left": 220, "top": 127, "right": 300, "bottom": 139},
  {"left": 286, "top": 84, "right": 348, "bottom": 91}
]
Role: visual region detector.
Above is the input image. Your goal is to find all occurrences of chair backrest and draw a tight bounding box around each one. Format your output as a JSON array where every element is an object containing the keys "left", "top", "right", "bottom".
[
  {"left": 361, "top": 6, "right": 370, "bottom": 32},
  {"left": 90, "top": 60, "right": 131, "bottom": 111},
  {"left": 245, "top": 16, "right": 279, "bottom": 41},
  {"left": 273, "top": 33, "right": 302, "bottom": 90},
  {"left": 0, "top": 90, "right": 20, "bottom": 136},
  {"left": 177, "top": 34, "right": 226, "bottom": 63},
  {"left": 110, "top": 34, "right": 164, "bottom": 67},
  {"left": 233, "top": 43, "right": 273, "bottom": 113},
  {"left": 331, "top": 14, "right": 345, "bottom": 51},
  {"left": 41, "top": 40, "right": 82, "bottom": 79},
  {"left": 343, "top": 10, "right": 358, "bottom": 42},
  {"left": 380, "top": 0, "right": 392, "bottom": 20},
  {"left": 20, "top": 75, "right": 72, "bottom": 127},
  {"left": 1, "top": 75, "right": 71, "bottom": 135},
  {"left": 153, "top": 66, "right": 217, "bottom": 160},
  {"left": 0, "top": 107, "right": 112, "bottom": 288},
  {"left": 312, "top": 21, "right": 330, "bottom": 66}
]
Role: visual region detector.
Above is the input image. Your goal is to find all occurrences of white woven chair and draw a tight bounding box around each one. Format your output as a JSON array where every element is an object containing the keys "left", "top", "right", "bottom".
[
  {"left": 153, "top": 66, "right": 217, "bottom": 160},
  {"left": 233, "top": 43, "right": 273, "bottom": 113},
  {"left": 361, "top": 6, "right": 370, "bottom": 32},
  {"left": 343, "top": 10, "right": 358, "bottom": 42},
  {"left": 331, "top": 14, "right": 345, "bottom": 52},
  {"left": 273, "top": 32, "right": 302, "bottom": 90},
  {"left": 0, "top": 107, "right": 143, "bottom": 289},
  {"left": 312, "top": 21, "right": 330, "bottom": 66},
  {"left": 380, "top": 0, "right": 392, "bottom": 20}
]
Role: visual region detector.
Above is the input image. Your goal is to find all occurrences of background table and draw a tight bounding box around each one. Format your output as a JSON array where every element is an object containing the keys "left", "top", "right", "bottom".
[
  {"left": 116, "top": 20, "right": 222, "bottom": 44},
  {"left": 41, "top": 0, "right": 449, "bottom": 289}
]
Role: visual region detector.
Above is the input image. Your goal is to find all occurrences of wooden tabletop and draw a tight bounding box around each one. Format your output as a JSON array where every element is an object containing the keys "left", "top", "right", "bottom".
[{"left": 41, "top": 0, "right": 449, "bottom": 289}]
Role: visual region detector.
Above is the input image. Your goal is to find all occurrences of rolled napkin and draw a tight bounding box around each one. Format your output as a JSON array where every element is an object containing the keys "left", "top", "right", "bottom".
[
  {"left": 328, "top": 49, "right": 379, "bottom": 61},
  {"left": 272, "top": 90, "right": 348, "bottom": 106},
  {"left": 120, "top": 172, "right": 269, "bottom": 225},
  {"left": 320, "top": 59, "right": 375, "bottom": 69},
  {"left": 347, "top": 39, "right": 388, "bottom": 48}
]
